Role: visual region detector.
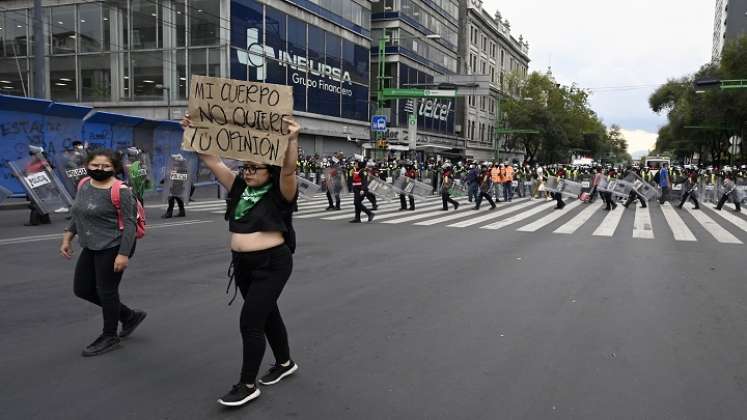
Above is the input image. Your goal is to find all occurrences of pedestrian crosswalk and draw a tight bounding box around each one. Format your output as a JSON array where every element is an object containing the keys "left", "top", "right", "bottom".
[{"left": 155, "top": 194, "right": 747, "bottom": 245}]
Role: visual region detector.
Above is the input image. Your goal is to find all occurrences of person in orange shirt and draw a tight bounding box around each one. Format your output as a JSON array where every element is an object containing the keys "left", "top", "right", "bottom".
[
  {"left": 501, "top": 163, "right": 514, "bottom": 202},
  {"left": 490, "top": 163, "right": 503, "bottom": 202}
]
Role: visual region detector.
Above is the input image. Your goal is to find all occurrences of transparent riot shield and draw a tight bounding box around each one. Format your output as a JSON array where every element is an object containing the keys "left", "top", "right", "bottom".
[
  {"left": 0, "top": 185, "right": 12, "bottom": 204},
  {"left": 544, "top": 176, "right": 583, "bottom": 198},
  {"left": 600, "top": 178, "right": 634, "bottom": 199},
  {"left": 124, "top": 148, "right": 155, "bottom": 202},
  {"left": 56, "top": 149, "right": 88, "bottom": 197},
  {"left": 323, "top": 167, "right": 348, "bottom": 195},
  {"left": 622, "top": 172, "right": 659, "bottom": 202},
  {"left": 161, "top": 154, "right": 195, "bottom": 203},
  {"left": 297, "top": 175, "right": 321, "bottom": 198},
  {"left": 736, "top": 178, "right": 747, "bottom": 203},
  {"left": 700, "top": 181, "right": 719, "bottom": 204},
  {"left": 391, "top": 176, "right": 433, "bottom": 200},
  {"left": 366, "top": 177, "right": 397, "bottom": 201},
  {"left": 578, "top": 175, "right": 593, "bottom": 193},
  {"left": 8, "top": 154, "right": 73, "bottom": 215}
]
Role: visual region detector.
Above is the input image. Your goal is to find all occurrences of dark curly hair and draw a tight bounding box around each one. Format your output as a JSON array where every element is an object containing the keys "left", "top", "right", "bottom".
[{"left": 85, "top": 148, "right": 123, "bottom": 174}]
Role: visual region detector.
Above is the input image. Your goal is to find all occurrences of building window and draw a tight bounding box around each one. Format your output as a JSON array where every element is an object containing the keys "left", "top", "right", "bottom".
[
  {"left": 130, "top": 0, "right": 161, "bottom": 50},
  {"left": 51, "top": 5, "right": 76, "bottom": 55},
  {"left": 190, "top": 0, "right": 221, "bottom": 46},
  {"left": 131, "top": 50, "right": 163, "bottom": 100},
  {"left": 1, "top": 10, "right": 29, "bottom": 57},
  {"left": 80, "top": 54, "right": 111, "bottom": 101},
  {"left": 78, "top": 3, "right": 111, "bottom": 53},
  {"left": 50, "top": 55, "right": 76, "bottom": 101}
]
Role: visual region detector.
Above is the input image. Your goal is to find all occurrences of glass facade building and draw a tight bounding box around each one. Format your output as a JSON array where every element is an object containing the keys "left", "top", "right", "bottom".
[{"left": 0, "top": 0, "right": 371, "bottom": 154}]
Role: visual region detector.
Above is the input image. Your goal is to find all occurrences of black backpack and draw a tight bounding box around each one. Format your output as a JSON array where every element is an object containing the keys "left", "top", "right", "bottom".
[{"left": 653, "top": 171, "right": 660, "bottom": 184}]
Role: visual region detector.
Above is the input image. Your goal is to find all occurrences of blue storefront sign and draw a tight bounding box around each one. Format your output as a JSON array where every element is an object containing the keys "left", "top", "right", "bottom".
[{"left": 230, "top": 0, "right": 370, "bottom": 122}]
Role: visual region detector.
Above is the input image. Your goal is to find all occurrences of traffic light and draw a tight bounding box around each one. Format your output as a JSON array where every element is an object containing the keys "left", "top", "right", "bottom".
[{"left": 377, "top": 139, "right": 388, "bottom": 149}]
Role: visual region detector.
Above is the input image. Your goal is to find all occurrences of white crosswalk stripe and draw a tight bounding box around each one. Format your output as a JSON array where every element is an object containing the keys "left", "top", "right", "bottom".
[
  {"left": 171, "top": 192, "right": 747, "bottom": 246},
  {"left": 517, "top": 200, "right": 582, "bottom": 233},
  {"left": 593, "top": 204, "right": 624, "bottom": 237},
  {"left": 552, "top": 201, "right": 601, "bottom": 234},
  {"left": 703, "top": 204, "right": 747, "bottom": 234},
  {"left": 660, "top": 202, "right": 696, "bottom": 241},
  {"left": 684, "top": 205, "right": 743, "bottom": 244},
  {"left": 447, "top": 199, "right": 537, "bottom": 228},
  {"left": 480, "top": 200, "right": 559, "bottom": 230},
  {"left": 414, "top": 198, "right": 529, "bottom": 226},
  {"left": 322, "top": 197, "right": 444, "bottom": 221},
  {"left": 632, "top": 205, "right": 654, "bottom": 239}
]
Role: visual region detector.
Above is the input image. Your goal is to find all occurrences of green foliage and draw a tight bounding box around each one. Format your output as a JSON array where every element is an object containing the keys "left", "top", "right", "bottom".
[
  {"left": 650, "top": 35, "right": 747, "bottom": 165},
  {"left": 502, "top": 72, "right": 629, "bottom": 164}
]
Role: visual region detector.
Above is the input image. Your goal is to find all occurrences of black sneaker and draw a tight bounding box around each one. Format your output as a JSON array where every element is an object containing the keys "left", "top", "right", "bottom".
[
  {"left": 82, "top": 334, "right": 121, "bottom": 357},
  {"left": 367, "top": 213, "right": 375, "bottom": 223},
  {"left": 259, "top": 361, "right": 299, "bottom": 386},
  {"left": 217, "top": 384, "right": 260, "bottom": 407},
  {"left": 120, "top": 310, "right": 147, "bottom": 338}
]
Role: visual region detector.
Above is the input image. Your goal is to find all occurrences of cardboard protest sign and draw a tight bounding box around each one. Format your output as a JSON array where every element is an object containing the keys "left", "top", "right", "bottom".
[{"left": 181, "top": 75, "right": 294, "bottom": 166}]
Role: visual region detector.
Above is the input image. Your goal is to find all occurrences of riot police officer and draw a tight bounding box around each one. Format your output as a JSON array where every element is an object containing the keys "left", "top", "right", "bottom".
[{"left": 350, "top": 160, "right": 375, "bottom": 223}]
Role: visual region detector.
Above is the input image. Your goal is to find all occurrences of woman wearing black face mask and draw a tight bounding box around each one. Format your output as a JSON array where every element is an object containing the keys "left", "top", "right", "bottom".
[{"left": 60, "top": 149, "right": 146, "bottom": 357}]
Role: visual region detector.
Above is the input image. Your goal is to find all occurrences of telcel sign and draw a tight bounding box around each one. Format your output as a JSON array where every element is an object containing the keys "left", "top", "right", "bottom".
[{"left": 237, "top": 28, "right": 353, "bottom": 96}]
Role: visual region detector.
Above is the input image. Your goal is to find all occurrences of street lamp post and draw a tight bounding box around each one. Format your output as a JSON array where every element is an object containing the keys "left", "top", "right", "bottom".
[{"left": 156, "top": 84, "right": 171, "bottom": 120}]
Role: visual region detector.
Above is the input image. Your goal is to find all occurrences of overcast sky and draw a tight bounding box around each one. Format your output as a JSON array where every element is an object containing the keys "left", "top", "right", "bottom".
[{"left": 482, "top": 0, "right": 714, "bottom": 157}]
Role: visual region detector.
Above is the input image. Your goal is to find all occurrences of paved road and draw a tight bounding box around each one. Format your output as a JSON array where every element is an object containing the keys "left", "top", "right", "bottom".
[{"left": 2, "top": 194, "right": 747, "bottom": 419}]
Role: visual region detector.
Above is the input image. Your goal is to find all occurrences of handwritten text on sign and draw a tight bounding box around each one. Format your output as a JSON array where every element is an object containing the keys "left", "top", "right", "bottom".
[{"left": 181, "top": 76, "right": 293, "bottom": 166}]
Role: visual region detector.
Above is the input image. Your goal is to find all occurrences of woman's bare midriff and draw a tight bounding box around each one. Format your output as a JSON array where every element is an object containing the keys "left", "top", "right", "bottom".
[{"left": 230, "top": 231, "right": 284, "bottom": 252}]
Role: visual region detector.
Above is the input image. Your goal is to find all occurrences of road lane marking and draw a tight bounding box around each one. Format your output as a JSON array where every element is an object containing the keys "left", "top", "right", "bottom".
[
  {"left": 593, "top": 205, "right": 624, "bottom": 237},
  {"left": 415, "top": 198, "right": 529, "bottom": 226},
  {"left": 552, "top": 201, "right": 601, "bottom": 234},
  {"left": 0, "top": 220, "right": 215, "bottom": 246},
  {"left": 703, "top": 204, "right": 747, "bottom": 234},
  {"left": 447, "top": 199, "right": 538, "bottom": 228},
  {"left": 516, "top": 200, "right": 582, "bottom": 232},
  {"left": 480, "top": 200, "right": 558, "bottom": 230},
  {"left": 632, "top": 205, "right": 654, "bottom": 239},
  {"left": 684, "top": 205, "right": 742, "bottom": 244},
  {"left": 322, "top": 197, "right": 444, "bottom": 221},
  {"left": 660, "top": 202, "right": 696, "bottom": 241}
]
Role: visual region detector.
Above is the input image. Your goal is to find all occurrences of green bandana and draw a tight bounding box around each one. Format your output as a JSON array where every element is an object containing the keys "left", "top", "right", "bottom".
[{"left": 234, "top": 183, "right": 272, "bottom": 220}]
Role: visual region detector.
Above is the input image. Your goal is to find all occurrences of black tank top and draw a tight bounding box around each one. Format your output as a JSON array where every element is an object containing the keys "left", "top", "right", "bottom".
[{"left": 226, "top": 175, "right": 297, "bottom": 253}]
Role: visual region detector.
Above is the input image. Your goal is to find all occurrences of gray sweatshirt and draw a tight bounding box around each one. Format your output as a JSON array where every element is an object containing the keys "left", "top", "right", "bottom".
[{"left": 67, "top": 181, "right": 136, "bottom": 256}]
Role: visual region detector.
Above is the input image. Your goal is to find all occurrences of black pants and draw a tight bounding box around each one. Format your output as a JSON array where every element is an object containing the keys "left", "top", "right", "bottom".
[
  {"left": 166, "top": 196, "right": 185, "bottom": 216},
  {"left": 475, "top": 191, "right": 495, "bottom": 209},
  {"left": 678, "top": 191, "right": 699, "bottom": 208},
  {"left": 717, "top": 193, "right": 742, "bottom": 211},
  {"left": 326, "top": 190, "right": 340, "bottom": 209},
  {"left": 554, "top": 192, "right": 565, "bottom": 209},
  {"left": 659, "top": 187, "right": 670, "bottom": 204},
  {"left": 365, "top": 191, "right": 377, "bottom": 208},
  {"left": 28, "top": 202, "right": 51, "bottom": 225},
  {"left": 624, "top": 190, "right": 646, "bottom": 208},
  {"left": 74, "top": 246, "right": 135, "bottom": 336},
  {"left": 353, "top": 187, "right": 372, "bottom": 220},
  {"left": 233, "top": 245, "right": 293, "bottom": 385},
  {"left": 442, "top": 192, "right": 458, "bottom": 210},
  {"left": 603, "top": 192, "right": 617, "bottom": 210},
  {"left": 399, "top": 193, "right": 414, "bottom": 210},
  {"left": 588, "top": 186, "right": 598, "bottom": 203}
]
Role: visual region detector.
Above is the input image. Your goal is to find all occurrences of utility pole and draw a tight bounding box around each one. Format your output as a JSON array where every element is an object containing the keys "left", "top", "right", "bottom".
[{"left": 32, "top": 0, "right": 47, "bottom": 99}]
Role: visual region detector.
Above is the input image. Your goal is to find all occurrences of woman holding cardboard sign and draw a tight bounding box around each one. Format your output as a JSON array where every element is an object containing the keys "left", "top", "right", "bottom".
[{"left": 182, "top": 113, "right": 300, "bottom": 408}]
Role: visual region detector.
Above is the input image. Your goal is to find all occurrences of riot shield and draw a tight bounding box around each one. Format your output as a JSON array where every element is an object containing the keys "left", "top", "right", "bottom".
[
  {"left": 366, "top": 177, "right": 397, "bottom": 201},
  {"left": 544, "top": 176, "right": 583, "bottom": 198},
  {"left": 600, "top": 178, "right": 634, "bottom": 199},
  {"left": 391, "top": 176, "right": 433, "bottom": 200},
  {"left": 124, "top": 148, "right": 155, "bottom": 201},
  {"left": 737, "top": 178, "right": 747, "bottom": 203},
  {"left": 8, "top": 154, "right": 73, "bottom": 215},
  {"left": 323, "top": 167, "right": 348, "bottom": 194},
  {"left": 578, "top": 175, "right": 593, "bottom": 193},
  {"left": 622, "top": 172, "right": 659, "bottom": 202},
  {"left": 0, "top": 185, "right": 12, "bottom": 204},
  {"left": 700, "top": 181, "right": 719, "bottom": 204},
  {"left": 161, "top": 154, "right": 195, "bottom": 203},
  {"left": 56, "top": 149, "right": 88, "bottom": 196},
  {"left": 297, "top": 175, "right": 321, "bottom": 198}
]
